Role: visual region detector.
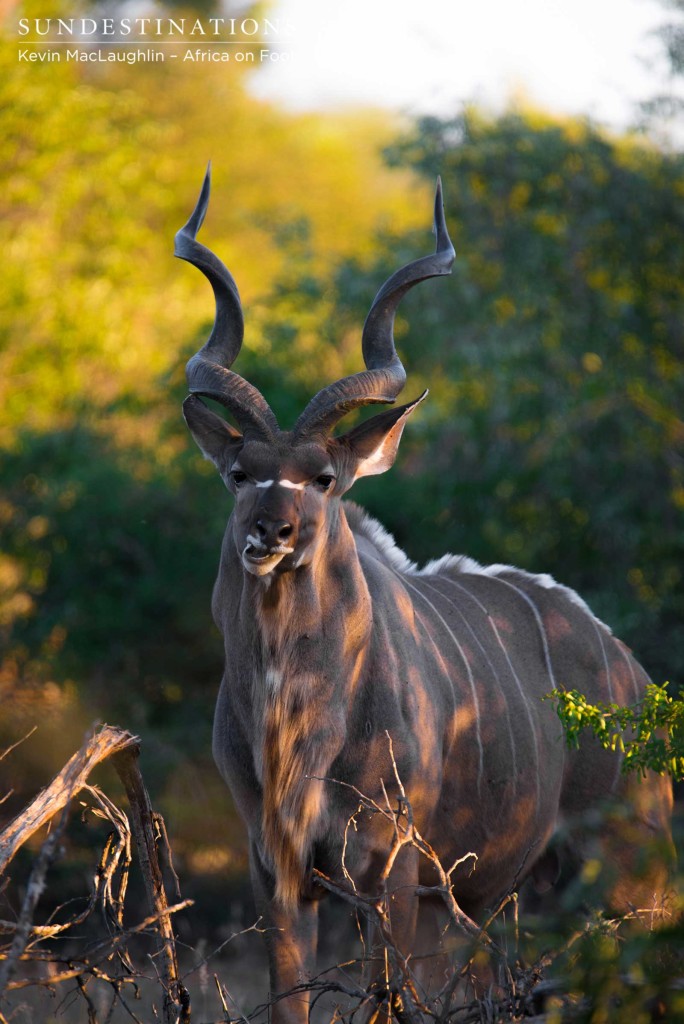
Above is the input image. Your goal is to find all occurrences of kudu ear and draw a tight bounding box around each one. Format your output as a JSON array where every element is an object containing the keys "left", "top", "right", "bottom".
[
  {"left": 333, "top": 391, "right": 428, "bottom": 481},
  {"left": 183, "top": 394, "right": 243, "bottom": 469}
]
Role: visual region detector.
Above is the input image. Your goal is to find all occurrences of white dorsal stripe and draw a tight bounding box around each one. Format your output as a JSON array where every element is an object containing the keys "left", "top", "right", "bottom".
[{"left": 353, "top": 510, "right": 612, "bottom": 638}]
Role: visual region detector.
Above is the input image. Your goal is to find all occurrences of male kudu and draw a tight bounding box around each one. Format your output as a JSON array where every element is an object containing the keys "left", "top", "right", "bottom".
[{"left": 177, "top": 168, "right": 673, "bottom": 1021}]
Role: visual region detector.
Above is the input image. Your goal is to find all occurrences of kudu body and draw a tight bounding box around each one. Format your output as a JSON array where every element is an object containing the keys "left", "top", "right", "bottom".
[{"left": 178, "top": 170, "right": 673, "bottom": 1021}]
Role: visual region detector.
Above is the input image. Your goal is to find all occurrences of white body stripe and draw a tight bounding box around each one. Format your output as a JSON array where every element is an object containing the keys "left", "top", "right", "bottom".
[
  {"left": 486, "top": 613, "right": 542, "bottom": 811},
  {"left": 399, "top": 574, "right": 485, "bottom": 796},
  {"left": 617, "top": 641, "right": 641, "bottom": 702},
  {"left": 427, "top": 576, "right": 518, "bottom": 783},
  {"left": 590, "top": 614, "right": 614, "bottom": 701},
  {"left": 468, "top": 573, "right": 559, "bottom": 694}
]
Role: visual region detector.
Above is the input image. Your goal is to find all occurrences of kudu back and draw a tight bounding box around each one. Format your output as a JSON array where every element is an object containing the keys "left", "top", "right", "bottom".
[{"left": 177, "top": 168, "right": 673, "bottom": 1021}]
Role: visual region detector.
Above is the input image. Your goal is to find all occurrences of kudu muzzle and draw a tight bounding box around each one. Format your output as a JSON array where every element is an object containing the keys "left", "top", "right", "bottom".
[{"left": 242, "top": 491, "right": 299, "bottom": 576}]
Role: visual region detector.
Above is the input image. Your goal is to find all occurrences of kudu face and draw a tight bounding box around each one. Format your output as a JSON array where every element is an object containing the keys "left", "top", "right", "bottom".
[
  {"left": 227, "top": 440, "right": 334, "bottom": 578},
  {"left": 184, "top": 395, "right": 428, "bottom": 578},
  {"left": 178, "top": 165, "right": 454, "bottom": 580}
]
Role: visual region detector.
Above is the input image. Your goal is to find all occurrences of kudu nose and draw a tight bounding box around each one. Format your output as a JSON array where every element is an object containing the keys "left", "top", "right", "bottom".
[{"left": 256, "top": 518, "right": 294, "bottom": 549}]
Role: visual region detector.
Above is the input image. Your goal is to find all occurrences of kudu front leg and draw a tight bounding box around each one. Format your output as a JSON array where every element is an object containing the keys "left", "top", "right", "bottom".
[
  {"left": 361, "top": 844, "right": 422, "bottom": 1024},
  {"left": 250, "top": 844, "right": 319, "bottom": 1024}
]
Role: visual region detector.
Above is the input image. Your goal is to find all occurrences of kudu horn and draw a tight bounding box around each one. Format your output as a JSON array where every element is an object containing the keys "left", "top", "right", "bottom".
[
  {"left": 293, "top": 177, "right": 455, "bottom": 440},
  {"left": 175, "top": 163, "right": 279, "bottom": 439}
]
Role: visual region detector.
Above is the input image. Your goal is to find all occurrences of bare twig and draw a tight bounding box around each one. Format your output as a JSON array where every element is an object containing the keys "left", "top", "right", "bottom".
[
  {"left": 307, "top": 735, "right": 533, "bottom": 1024},
  {"left": 214, "top": 972, "right": 231, "bottom": 1020},
  {"left": 0, "top": 727, "right": 38, "bottom": 764},
  {"left": 181, "top": 918, "right": 267, "bottom": 983},
  {"left": 3, "top": 900, "right": 193, "bottom": 991},
  {"left": 0, "top": 797, "right": 71, "bottom": 995}
]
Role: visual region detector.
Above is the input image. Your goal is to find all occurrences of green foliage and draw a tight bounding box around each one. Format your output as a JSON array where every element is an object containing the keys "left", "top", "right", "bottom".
[
  {"left": 649, "top": 1, "right": 684, "bottom": 80},
  {"left": 549, "top": 683, "right": 684, "bottom": 779},
  {"left": 553, "top": 914, "right": 684, "bottom": 1023},
  {"left": 0, "top": 9, "right": 416, "bottom": 443},
  {"left": 375, "top": 109, "right": 684, "bottom": 683}
]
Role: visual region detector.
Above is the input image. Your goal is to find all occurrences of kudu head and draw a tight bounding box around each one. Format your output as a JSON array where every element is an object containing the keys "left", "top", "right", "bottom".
[{"left": 178, "top": 167, "right": 454, "bottom": 578}]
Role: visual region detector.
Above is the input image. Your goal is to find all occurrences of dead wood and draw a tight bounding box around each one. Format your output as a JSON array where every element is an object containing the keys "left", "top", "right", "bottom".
[
  {"left": 0, "top": 795, "right": 71, "bottom": 995},
  {"left": 112, "top": 742, "right": 191, "bottom": 1024},
  {"left": 0, "top": 725, "right": 138, "bottom": 876},
  {"left": 0, "top": 724, "right": 192, "bottom": 1024}
]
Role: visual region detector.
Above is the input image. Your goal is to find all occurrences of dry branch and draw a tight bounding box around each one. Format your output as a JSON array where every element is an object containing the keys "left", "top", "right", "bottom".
[
  {"left": 0, "top": 797, "right": 71, "bottom": 994},
  {"left": 0, "top": 725, "right": 138, "bottom": 875},
  {"left": 0, "top": 724, "right": 192, "bottom": 1024},
  {"left": 112, "top": 744, "right": 191, "bottom": 1024},
  {"left": 307, "top": 736, "right": 534, "bottom": 1023},
  {"left": 3, "top": 900, "right": 193, "bottom": 991}
]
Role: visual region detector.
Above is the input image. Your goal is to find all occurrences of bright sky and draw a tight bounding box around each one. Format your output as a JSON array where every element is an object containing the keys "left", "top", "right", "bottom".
[{"left": 251, "top": 0, "right": 674, "bottom": 129}]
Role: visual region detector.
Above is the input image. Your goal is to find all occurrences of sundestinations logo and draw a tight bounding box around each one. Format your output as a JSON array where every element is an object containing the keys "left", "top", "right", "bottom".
[
  {"left": 17, "top": 16, "right": 295, "bottom": 39},
  {"left": 15, "top": 15, "right": 296, "bottom": 66}
]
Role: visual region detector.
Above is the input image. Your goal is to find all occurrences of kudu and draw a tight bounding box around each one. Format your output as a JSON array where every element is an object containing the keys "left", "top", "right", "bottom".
[{"left": 177, "top": 168, "right": 673, "bottom": 1020}]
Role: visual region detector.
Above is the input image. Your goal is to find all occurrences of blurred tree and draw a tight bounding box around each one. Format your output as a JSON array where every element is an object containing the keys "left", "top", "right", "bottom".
[
  {"left": 658, "top": 0, "right": 684, "bottom": 75},
  {"left": 639, "top": 0, "right": 684, "bottom": 129},
  {"left": 358, "top": 110, "right": 684, "bottom": 685}
]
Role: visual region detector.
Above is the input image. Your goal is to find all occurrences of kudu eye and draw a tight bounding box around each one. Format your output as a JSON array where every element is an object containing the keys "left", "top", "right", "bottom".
[
  {"left": 315, "top": 474, "right": 335, "bottom": 492},
  {"left": 231, "top": 470, "right": 247, "bottom": 488}
]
